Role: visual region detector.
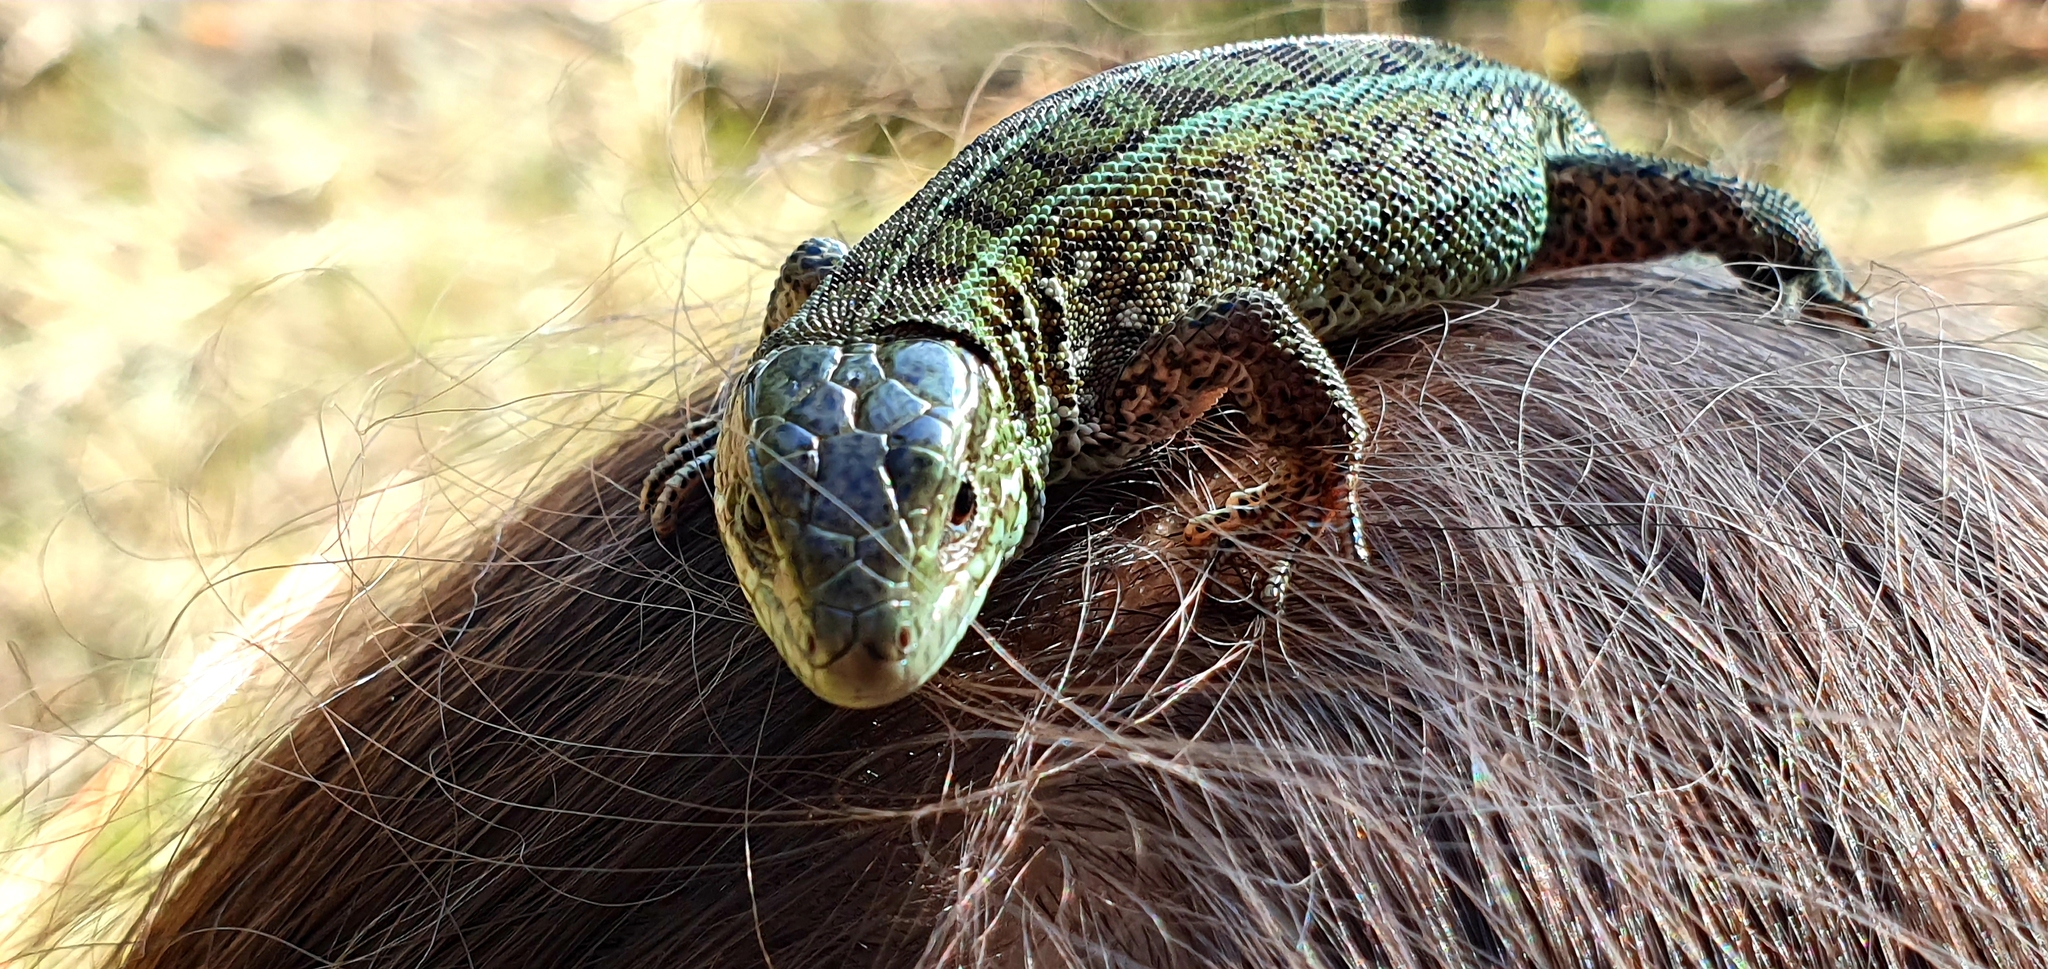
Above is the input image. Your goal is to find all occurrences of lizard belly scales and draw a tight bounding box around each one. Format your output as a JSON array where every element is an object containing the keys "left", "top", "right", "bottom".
[{"left": 639, "top": 34, "right": 1862, "bottom": 708}]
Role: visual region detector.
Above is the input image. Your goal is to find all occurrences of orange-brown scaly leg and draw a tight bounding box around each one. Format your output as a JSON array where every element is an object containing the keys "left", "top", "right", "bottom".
[{"left": 1090, "top": 291, "right": 1369, "bottom": 568}]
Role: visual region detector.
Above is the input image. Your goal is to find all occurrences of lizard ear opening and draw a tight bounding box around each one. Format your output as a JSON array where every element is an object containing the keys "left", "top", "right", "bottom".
[{"left": 949, "top": 481, "right": 977, "bottom": 528}]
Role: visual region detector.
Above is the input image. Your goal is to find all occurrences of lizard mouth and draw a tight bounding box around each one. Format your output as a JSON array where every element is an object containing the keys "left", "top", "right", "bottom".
[{"left": 713, "top": 338, "right": 1029, "bottom": 708}]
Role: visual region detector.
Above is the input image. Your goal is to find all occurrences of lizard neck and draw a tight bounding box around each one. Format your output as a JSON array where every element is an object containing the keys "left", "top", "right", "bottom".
[{"left": 950, "top": 254, "right": 1066, "bottom": 456}]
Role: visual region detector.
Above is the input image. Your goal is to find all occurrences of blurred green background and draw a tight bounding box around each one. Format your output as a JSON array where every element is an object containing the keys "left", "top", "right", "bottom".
[{"left": 1, "top": 0, "right": 2045, "bottom": 961}]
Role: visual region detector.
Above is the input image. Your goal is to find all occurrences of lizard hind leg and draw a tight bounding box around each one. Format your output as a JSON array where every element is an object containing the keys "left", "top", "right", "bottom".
[
  {"left": 763, "top": 237, "right": 849, "bottom": 334},
  {"left": 1091, "top": 291, "right": 1370, "bottom": 569},
  {"left": 1533, "top": 151, "right": 1866, "bottom": 328}
]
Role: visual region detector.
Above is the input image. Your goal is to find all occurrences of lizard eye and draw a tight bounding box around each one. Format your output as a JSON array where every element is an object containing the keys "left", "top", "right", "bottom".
[
  {"left": 738, "top": 491, "right": 769, "bottom": 541},
  {"left": 949, "top": 481, "right": 977, "bottom": 530}
]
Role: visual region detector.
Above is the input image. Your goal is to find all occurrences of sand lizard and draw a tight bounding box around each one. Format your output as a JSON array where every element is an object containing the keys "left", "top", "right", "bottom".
[{"left": 640, "top": 34, "right": 1864, "bottom": 708}]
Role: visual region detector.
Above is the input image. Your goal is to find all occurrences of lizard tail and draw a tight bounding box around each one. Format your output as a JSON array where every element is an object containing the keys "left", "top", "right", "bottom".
[{"left": 1531, "top": 150, "right": 1866, "bottom": 327}]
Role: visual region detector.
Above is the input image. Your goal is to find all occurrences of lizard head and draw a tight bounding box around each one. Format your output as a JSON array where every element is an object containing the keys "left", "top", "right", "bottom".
[{"left": 714, "top": 338, "right": 1033, "bottom": 708}]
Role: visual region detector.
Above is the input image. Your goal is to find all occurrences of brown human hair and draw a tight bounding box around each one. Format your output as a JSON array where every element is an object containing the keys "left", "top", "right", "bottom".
[{"left": 110, "top": 269, "right": 2048, "bottom": 968}]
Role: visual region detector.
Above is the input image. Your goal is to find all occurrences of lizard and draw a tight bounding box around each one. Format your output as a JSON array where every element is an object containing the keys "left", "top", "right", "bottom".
[{"left": 638, "top": 34, "right": 1865, "bottom": 709}]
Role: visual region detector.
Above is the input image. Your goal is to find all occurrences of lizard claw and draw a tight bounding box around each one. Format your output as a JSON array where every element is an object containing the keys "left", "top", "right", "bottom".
[
  {"left": 1183, "top": 484, "right": 1272, "bottom": 547},
  {"left": 1183, "top": 474, "right": 1369, "bottom": 567},
  {"left": 642, "top": 414, "right": 721, "bottom": 537}
]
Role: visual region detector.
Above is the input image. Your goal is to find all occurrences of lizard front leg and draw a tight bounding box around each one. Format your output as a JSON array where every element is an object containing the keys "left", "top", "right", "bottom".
[
  {"left": 640, "top": 414, "right": 720, "bottom": 536},
  {"left": 1533, "top": 151, "right": 1866, "bottom": 326},
  {"left": 763, "top": 237, "right": 849, "bottom": 335},
  {"left": 1092, "top": 290, "right": 1369, "bottom": 563},
  {"left": 643, "top": 237, "right": 849, "bottom": 536}
]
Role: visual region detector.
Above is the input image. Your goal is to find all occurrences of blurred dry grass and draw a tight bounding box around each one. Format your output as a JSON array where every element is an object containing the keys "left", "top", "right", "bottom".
[{"left": 1, "top": 0, "right": 2045, "bottom": 963}]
